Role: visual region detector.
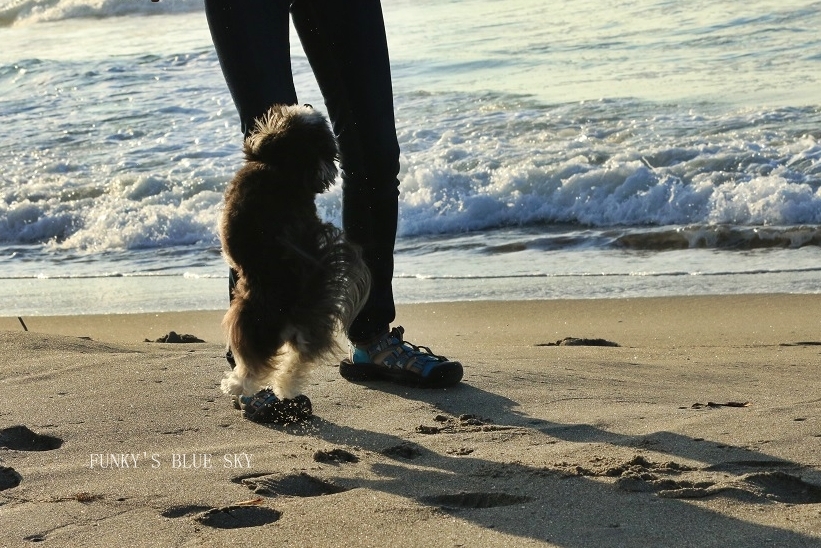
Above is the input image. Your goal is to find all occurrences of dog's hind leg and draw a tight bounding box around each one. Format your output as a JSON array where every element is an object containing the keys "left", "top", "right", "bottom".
[{"left": 268, "top": 341, "right": 313, "bottom": 400}]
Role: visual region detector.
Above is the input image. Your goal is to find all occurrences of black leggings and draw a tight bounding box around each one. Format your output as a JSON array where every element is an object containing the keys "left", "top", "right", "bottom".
[{"left": 205, "top": 0, "right": 400, "bottom": 341}]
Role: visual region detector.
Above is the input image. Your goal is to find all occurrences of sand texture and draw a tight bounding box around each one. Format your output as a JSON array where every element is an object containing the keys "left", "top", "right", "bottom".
[{"left": 2, "top": 295, "right": 821, "bottom": 547}]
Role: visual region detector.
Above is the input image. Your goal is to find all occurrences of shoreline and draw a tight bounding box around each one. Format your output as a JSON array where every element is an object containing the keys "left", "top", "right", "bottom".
[
  {"left": 2, "top": 294, "right": 821, "bottom": 546},
  {"left": 3, "top": 293, "right": 821, "bottom": 347},
  {"left": 4, "top": 243, "right": 821, "bottom": 317}
]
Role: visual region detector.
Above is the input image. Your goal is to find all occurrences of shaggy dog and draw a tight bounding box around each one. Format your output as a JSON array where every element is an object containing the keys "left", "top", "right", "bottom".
[{"left": 219, "top": 104, "right": 370, "bottom": 400}]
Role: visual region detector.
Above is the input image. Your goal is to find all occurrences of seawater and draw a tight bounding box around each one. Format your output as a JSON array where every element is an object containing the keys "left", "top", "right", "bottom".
[{"left": 1, "top": 0, "right": 820, "bottom": 315}]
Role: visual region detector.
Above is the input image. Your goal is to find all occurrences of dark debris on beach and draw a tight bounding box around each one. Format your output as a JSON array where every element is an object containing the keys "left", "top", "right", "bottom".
[
  {"left": 146, "top": 331, "right": 205, "bottom": 343},
  {"left": 535, "top": 337, "right": 620, "bottom": 347}
]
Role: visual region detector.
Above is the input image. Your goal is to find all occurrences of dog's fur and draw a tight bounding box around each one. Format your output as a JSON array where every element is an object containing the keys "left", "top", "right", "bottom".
[{"left": 219, "top": 104, "right": 370, "bottom": 400}]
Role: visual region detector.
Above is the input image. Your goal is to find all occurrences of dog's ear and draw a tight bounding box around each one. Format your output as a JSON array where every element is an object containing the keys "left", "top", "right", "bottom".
[{"left": 244, "top": 104, "right": 338, "bottom": 193}]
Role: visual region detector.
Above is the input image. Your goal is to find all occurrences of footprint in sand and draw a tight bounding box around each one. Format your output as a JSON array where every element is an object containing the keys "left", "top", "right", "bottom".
[
  {"left": 160, "top": 505, "right": 214, "bottom": 518},
  {"left": 0, "top": 425, "right": 63, "bottom": 451},
  {"left": 234, "top": 472, "right": 348, "bottom": 498},
  {"left": 576, "top": 455, "right": 821, "bottom": 504},
  {"left": 160, "top": 503, "right": 281, "bottom": 529},
  {"left": 742, "top": 471, "right": 821, "bottom": 504},
  {"left": 703, "top": 459, "right": 798, "bottom": 472},
  {"left": 650, "top": 471, "right": 821, "bottom": 504},
  {"left": 194, "top": 506, "right": 281, "bottom": 529},
  {"left": 160, "top": 472, "right": 345, "bottom": 529},
  {"left": 0, "top": 466, "right": 22, "bottom": 491},
  {"left": 421, "top": 492, "right": 532, "bottom": 510},
  {"left": 0, "top": 425, "right": 63, "bottom": 491}
]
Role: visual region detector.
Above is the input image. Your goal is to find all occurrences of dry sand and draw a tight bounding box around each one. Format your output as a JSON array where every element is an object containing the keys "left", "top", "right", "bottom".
[{"left": 2, "top": 295, "right": 821, "bottom": 547}]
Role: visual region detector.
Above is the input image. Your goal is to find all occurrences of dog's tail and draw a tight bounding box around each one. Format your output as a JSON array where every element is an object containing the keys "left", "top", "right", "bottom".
[
  {"left": 222, "top": 281, "right": 287, "bottom": 376},
  {"left": 313, "top": 223, "right": 372, "bottom": 337},
  {"left": 261, "top": 223, "right": 370, "bottom": 363},
  {"left": 243, "top": 104, "right": 338, "bottom": 194}
]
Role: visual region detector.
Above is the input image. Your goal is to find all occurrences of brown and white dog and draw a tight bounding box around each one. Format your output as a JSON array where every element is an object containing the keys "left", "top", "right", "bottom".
[{"left": 219, "top": 104, "right": 370, "bottom": 400}]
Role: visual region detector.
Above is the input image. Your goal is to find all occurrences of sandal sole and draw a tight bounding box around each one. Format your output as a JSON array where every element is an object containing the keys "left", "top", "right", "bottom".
[{"left": 339, "top": 359, "right": 463, "bottom": 388}]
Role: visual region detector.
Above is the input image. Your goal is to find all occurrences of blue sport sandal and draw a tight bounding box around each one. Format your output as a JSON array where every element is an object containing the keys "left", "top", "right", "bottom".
[
  {"left": 232, "top": 389, "right": 312, "bottom": 424},
  {"left": 339, "top": 326, "right": 463, "bottom": 388}
]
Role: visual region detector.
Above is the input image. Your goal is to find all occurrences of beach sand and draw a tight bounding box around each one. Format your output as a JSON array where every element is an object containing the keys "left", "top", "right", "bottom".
[{"left": 2, "top": 295, "right": 821, "bottom": 547}]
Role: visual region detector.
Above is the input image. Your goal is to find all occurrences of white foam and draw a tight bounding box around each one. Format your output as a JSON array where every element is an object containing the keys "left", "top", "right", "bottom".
[
  {"left": 394, "top": 102, "right": 821, "bottom": 236},
  {"left": 0, "top": 0, "right": 202, "bottom": 26}
]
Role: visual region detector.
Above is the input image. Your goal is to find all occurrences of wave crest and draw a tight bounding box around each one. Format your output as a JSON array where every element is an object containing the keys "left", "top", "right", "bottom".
[{"left": 0, "top": 0, "right": 202, "bottom": 27}]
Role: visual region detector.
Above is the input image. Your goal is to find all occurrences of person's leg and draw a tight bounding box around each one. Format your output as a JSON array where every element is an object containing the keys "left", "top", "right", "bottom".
[
  {"left": 205, "top": 0, "right": 299, "bottom": 314},
  {"left": 290, "top": 0, "right": 400, "bottom": 342},
  {"left": 292, "top": 0, "right": 462, "bottom": 387},
  {"left": 204, "top": 0, "right": 298, "bottom": 137}
]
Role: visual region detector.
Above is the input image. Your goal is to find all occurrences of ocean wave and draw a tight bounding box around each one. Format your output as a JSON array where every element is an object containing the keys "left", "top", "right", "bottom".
[
  {"left": 3, "top": 93, "right": 821, "bottom": 252},
  {"left": 614, "top": 225, "right": 821, "bottom": 251},
  {"left": 0, "top": 0, "right": 202, "bottom": 27},
  {"left": 2, "top": 29, "right": 821, "bottom": 256},
  {"left": 395, "top": 224, "right": 821, "bottom": 256},
  {"left": 394, "top": 96, "right": 821, "bottom": 237}
]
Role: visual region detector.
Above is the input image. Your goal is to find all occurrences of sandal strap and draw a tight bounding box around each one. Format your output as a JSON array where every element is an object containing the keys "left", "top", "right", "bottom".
[{"left": 352, "top": 326, "right": 447, "bottom": 376}]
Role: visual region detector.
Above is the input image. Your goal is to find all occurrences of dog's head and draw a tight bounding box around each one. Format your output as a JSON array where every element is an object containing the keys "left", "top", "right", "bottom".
[{"left": 243, "top": 104, "right": 338, "bottom": 193}]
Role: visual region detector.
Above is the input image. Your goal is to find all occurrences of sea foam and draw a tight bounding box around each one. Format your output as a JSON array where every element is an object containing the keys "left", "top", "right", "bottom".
[{"left": 0, "top": 0, "right": 202, "bottom": 26}]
